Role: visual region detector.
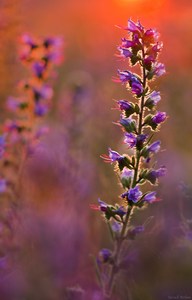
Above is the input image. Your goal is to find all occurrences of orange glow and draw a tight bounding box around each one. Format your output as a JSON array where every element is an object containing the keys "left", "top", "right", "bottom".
[{"left": 118, "top": 0, "right": 143, "bottom": 2}]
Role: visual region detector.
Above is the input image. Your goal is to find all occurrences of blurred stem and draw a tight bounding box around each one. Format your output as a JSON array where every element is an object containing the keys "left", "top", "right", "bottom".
[{"left": 104, "top": 48, "right": 147, "bottom": 299}]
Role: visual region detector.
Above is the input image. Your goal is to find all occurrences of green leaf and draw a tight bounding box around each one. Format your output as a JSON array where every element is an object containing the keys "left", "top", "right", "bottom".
[
  {"left": 130, "top": 55, "right": 139, "bottom": 66},
  {"left": 134, "top": 103, "right": 140, "bottom": 114}
]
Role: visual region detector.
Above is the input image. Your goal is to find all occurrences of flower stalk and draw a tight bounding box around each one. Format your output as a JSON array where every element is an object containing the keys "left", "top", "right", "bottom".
[{"left": 94, "top": 19, "right": 167, "bottom": 299}]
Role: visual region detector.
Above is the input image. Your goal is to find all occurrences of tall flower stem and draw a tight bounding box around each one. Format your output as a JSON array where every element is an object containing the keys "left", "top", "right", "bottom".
[
  {"left": 104, "top": 48, "right": 147, "bottom": 300},
  {"left": 97, "top": 19, "right": 166, "bottom": 300}
]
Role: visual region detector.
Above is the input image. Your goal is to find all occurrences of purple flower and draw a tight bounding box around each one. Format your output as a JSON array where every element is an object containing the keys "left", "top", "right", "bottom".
[
  {"left": 34, "top": 103, "right": 49, "bottom": 116},
  {"left": 127, "top": 19, "right": 143, "bottom": 35},
  {"left": 117, "top": 100, "right": 132, "bottom": 111},
  {"left": 115, "top": 206, "right": 126, "bottom": 217},
  {"left": 121, "top": 167, "right": 134, "bottom": 180},
  {"left": 131, "top": 80, "right": 143, "bottom": 96},
  {"left": 144, "top": 55, "right": 155, "bottom": 65},
  {"left": 43, "top": 36, "right": 63, "bottom": 48},
  {"left": 0, "top": 179, "right": 6, "bottom": 193},
  {"left": 98, "top": 199, "right": 108, "bottom": 212},
  {"left": 124, "top": 132, "right": 146, "bottom": 148},
  {"left": 146, "top": 91, "right": 161, "bottom": 106},
  {"left": 148, "top": 140, "right": 161, "bottom": 153},
  {"left": 121, "top": 168, "right": 134, "bottom": 188},
  {"left": 44, "top": 51, "right": 63, "bottom": 65},
  {"left": 127, "top": 225, "right": 144, "bottom": 239},
  {"left": 21, "top": 34, "right": 37, "bottom": 48},
  {"left": 6, "top": 97, "right": 20, "bottom": 111},
  {"left": 33, "top": 85, "right": 53, "bottom": 100},
  {"left": 148, "top": 42, "right": 163, "bottom": 58},
  {"left": 118, "top": 71, "right": 143, "bottom": 96},
  {"left": 111, "top": 221, "right": 122, "bottom": 233},
  {"left": 122, "top": 186, "right": 142, "bottom": 203},
  {"left": 98, "top": 248, "right": 112, "bottom": 263},
  {"left": 121, "top": 38, "right": 135, "bottom": 48},
  {"left": 143, "top": 29, "right": 159, "bottom": 45},
  {"left": 152, "top": 42, "right": 163, "bottom": 52},
  {"left": 156, "top": 166, "right": 167, "bottom": 177},
  {"left": 101, "top": 148, "right": 123, "bottom": 163},
  {"left": 32, "top": 62, "right": 45, "bottom": 78},
  {"left": 124, "top": 133, "right": 137, "bottom": 148},
  {"left": 120, "top": 117, "right": 136, "bottom": 132},
  {"left": 108, "top": 149, "right": 123, "bottom": 162},
  {"left": 152, "top": 111, "right": 167, "bottom": 124},
  {"left": 118, "top": 70, "right": 132, "bottom": 82},
  {"left": 0, "top": 135, "right": 6, "bottom": 158},
  {"left": 152, "top": 62, "right": 166, "bottom": 77},
  {"left": 0, "top": 135, "right": 6, "bottom": 147},
  {"left": 146, "top": 166, "right": 166, "bottom": 184},
  {"left": 143, "top": 191, "right": 157, "bottom": 203},
  {"left": 118, "top": 47, "right": 132, "bottom": 58}
]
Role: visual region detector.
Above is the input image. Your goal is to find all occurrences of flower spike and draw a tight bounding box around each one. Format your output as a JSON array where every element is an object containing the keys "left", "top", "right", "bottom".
[{"left": 94, "top": 20, "right": 166, "bottom": 298}]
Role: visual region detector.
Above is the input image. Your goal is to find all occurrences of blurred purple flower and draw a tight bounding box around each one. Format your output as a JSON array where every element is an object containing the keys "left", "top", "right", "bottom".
[
  {"left": 146, "top": 91, "right": 161, "bottom": 106},
  {"left": 111, "top": 220, "right": 122, "bottom": 233},
  {"left": 152, "top": 111, "right": 167, "bottom": 124},
  {"left": 33, "top": 85, "right": 53, "bottom": 101},
  {"left": 148, "top": 140, "right": 161, "bottom": 153},
  {"left": 34, "top": 103, "right": 49, "bottom": 116},
  {"left": 6, "top": 97, "right": 20, "bottom": 111},
  {"left": 98, "top": 248, "right": 112, "bottom": 263},
  {"left": 21, "top": 33, "right": 37, "bottom": 48},
  {"left": 152, "top": 62, "right": 166, "bottom": 77},
  {"left": 156, "top": 166, "right": 167, "bottom": 177},
  {"left": 32, "top": 62, "right": 45, "bottom": 78},
  {"left": 0, "top": 179, "right": 6, "bottom": 193},
  {"left": 143, "top": 191, "right": 157, "bottom": 203},
  {"left": 127, "top": 225, "right": 144, "bottom": 239},
  {"left": 124, "top": 133, "right": 137, "bottom": 148},
  {"left": 0, "top": 135, "right": 6, "bottom": 158},
  {"left": 146, "top": 166, "right": 166, "bottom": 184},
  {"left": 43, "top": 36, "right": 63, "bottom": 48}
]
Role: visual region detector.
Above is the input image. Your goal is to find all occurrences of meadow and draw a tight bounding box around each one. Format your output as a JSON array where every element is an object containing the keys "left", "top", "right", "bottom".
[{"left": 0, "top": 1, "right": 192, "bottom": 299}]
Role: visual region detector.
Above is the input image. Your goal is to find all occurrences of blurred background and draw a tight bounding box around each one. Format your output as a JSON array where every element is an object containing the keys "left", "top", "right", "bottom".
[{"left": 0, "top": 0, "right": 192, "bottom": 299}]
